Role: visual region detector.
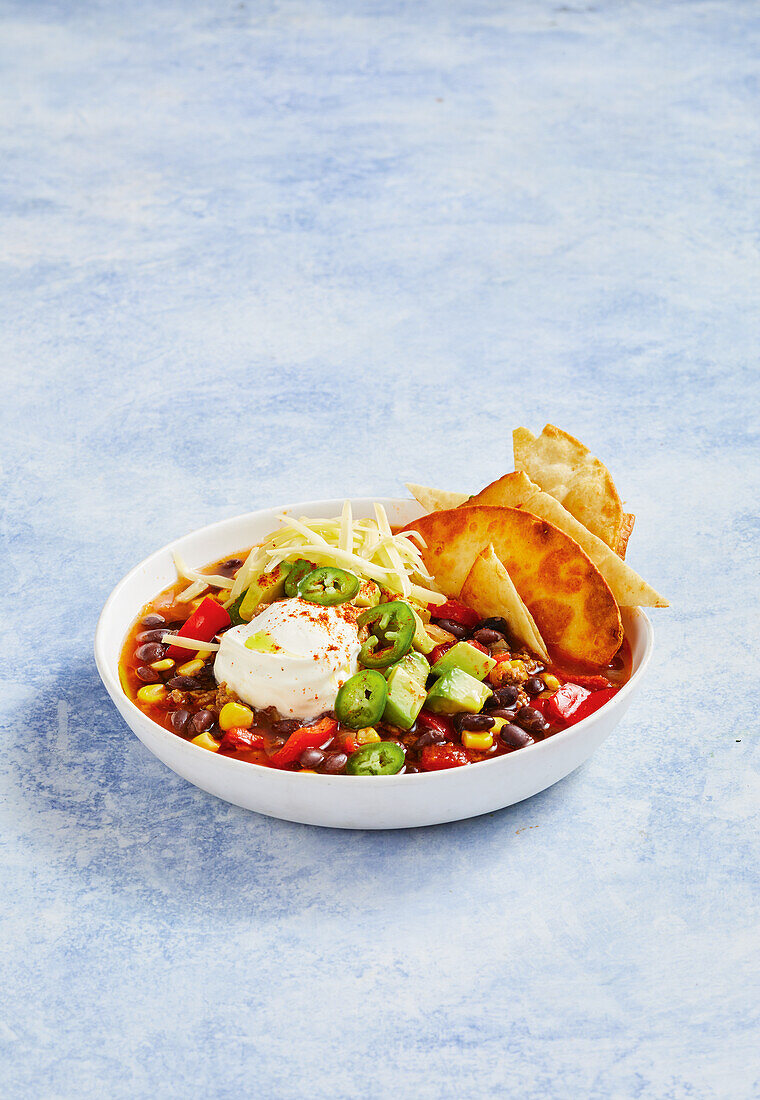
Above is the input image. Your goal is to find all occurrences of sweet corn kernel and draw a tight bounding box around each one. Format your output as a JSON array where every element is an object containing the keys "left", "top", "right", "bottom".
[
  {"left": 508, "top": 660, "right": 527, "bottom": 674},
  {"left": 150, "top": 658, "right": 175, "bottom": 672},
  {"left": 219, "top": 701, "right": 254, "bottom": 731},
  {"left": 356, "top": 727, "right": 381, "bottom": 744},
  {"left": 191, "top": 731, "right": 220, "bottom": 752},
  {"left": 137, "top": 683, "right": 167, "bottom": 704},
  {"left": 190, "top": 597, "right": 205, "bottom": 611},
  {"left": 178, "top": 658, "right": 205, "bottom": 677},
  {"left": 490, "top": 717, "right": 507, "bottom": 734},
  {"left": 462, "top": 730, "right": 494, "bottom": 752},
  {"left": 542, "top": 674, "right": 561, "bottom": 692}
]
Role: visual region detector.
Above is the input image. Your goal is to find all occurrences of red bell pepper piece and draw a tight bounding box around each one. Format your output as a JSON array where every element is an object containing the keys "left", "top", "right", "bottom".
[
  {"left": 567, "top": 687, "right": 618, "bottom": 725},
  {"left": 166, "top": 597, "right": 231, "bottom": 659},
  {"left": 547, "top": 683, "right": 590, "bottom": 724},
  {"left": 487, "top": 650, "right": 513, "bottom": 685},
  {"left": 428, "top": 599, "right": 481, "bottom": 629},
  {"left": 419, "top": 743, "right": 469, "bottom": 771},
  {"left": 547, "top": 683, "right": 617, "bottom": 727},
  {"left": 492, "top": 652, "right": 512, "bottom": 665},
  {"left": 342, "top": 731, "right": 360, "bottom": 755},
  {"left": 416, "top": 710, "right": 455, "bottom": 740},
  {"left": 218, "top": 726, "right": 266, "bottom": 753},
  {"left": 268, "top": 716, "right": 338, "bottom": 769},
  {"left": 466, "top": 639, "right": 488, "bottom": 654}
]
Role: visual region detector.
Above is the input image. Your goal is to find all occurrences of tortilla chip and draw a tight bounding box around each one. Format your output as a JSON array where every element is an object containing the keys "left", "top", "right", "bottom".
[
  {"left": 461, "top": 545, "right": 550, "bottom": 662},
  {"left": 406, "top": 483, "right": 469, "bottom": 513},
  {"left": 616, "top": 512, "right": 635, "bottom": 558},
  {"left": 465, "top": 472, "right": 668, "bottom": 607},
  {"left": 513, "top": 425, "right": 630, "bottom": 555},
  {"left": 403, "top": 506, "right": 622, "bottom": 666}
]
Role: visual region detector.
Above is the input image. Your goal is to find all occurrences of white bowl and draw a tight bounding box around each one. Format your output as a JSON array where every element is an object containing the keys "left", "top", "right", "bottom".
[{"left": 95, "top": 497, "right": 654, "bottom": 829}]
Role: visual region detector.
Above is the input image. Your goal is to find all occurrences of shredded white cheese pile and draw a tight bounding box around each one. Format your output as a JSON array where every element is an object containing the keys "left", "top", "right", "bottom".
[
  {"left": 160, "top": 635, "right": 221, "bottom": 653},
  {"left": 227, "top": 501, "right": 444, "bottom": 607}
]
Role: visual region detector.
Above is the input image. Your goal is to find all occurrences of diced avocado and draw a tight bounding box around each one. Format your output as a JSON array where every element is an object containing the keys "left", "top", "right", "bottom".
[
  {"left": 410, "top": 605, "right": 435, "bottom": 655},
  {"left": 425, "top": 668, "right": 492, "bottom": 715},
  {"left": 383, "top": 651, "right": 430, "bottom": 729},
  {"left": 430, "top": 640, "right": 496, "bottom": 682},
  {"left": 238, "top": 562, "right": 292, "bottom": 621},
  {"left": 382, "top": 648, "right": 428, "bottom": 682},
  {"left": 354, "top": 579, "right": 381, "bottom": 607}
]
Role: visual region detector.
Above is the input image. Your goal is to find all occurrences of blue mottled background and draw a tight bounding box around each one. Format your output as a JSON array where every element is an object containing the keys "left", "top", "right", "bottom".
[{"left": 1, "top": 1, "right": 759, "bottom": 1097}]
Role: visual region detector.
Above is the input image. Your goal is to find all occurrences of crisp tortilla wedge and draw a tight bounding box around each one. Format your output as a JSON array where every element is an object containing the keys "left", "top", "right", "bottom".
[
  {"left": 406, "top": 483, "right": 469, "bottom": 513},
  {"left": 461, "top": 545, "right": 550, "bottom": 662},
  {"left": 513, "top": 425, "right": 633, "bottom": 556},
  {"left": 616, "top": 512, "right": 635, "bottom": 558},
  {"left": 403, "top": 506, "right": 622, "bottom": 666},
  {"left": 465, "top": 472, "right": 668, "bottom": 607}
]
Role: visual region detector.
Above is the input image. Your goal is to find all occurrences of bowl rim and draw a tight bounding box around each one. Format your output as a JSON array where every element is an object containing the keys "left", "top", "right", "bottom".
[{"left": 95, "top": 497, "right": 655, "bottom": 786}]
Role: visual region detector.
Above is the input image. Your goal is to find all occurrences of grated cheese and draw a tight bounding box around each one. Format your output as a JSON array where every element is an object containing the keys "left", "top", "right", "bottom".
[
  {"left": 161, "top": 634, "right": 221, "bottom": 653},
  {"left": 176, "top": 579, "right": 208, "bottom": 603},
  {"left": 173, "top": 552, "right": 234, "bottom": 590},
  {"left": 189, "top": 502, "right": 446, "bottom": 612}
]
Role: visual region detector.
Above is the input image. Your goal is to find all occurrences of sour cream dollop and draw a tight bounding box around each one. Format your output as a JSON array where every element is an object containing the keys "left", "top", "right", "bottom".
[{"left": 213, "top": 596, "right": 361, "bottom": 720}]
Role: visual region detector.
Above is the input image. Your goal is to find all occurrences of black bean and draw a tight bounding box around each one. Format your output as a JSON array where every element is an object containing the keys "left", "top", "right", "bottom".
[
  {"left": 166, "top": 675, "right": 200, "bottom": 691},
  {"left": 515, "top": 706, "right": 549, "bottom": 734},
  {"left": 454, "top": 712, "right": 495, "bottom": 733},
  {"left": 136, "top": 665, "right": 161, "bottom": 683},
  {"left": 216, "top": 558, "right": 244, "bottom": 578},
  {"left": 135, "top": 628, "right": 169, "bottom": 644},
  {"left": 189, "top": 709, "right": 215, "bottom": 734},
  {"left": 300, "top": 748, "right": 326, "bottom": 768},
  {"left": 500, "top": 723, "right": 534, "bottom": 748},
  {"left": 525, "top": 677, "right": 545, "bottom": 696},
  {"left": 486, "top": 685, "right": 519, "bottom": 709},
  {"left": 271, "top": 719, "right": 301, "bottom": 737},
  {"left": 472, "top": 627, "right": 502, "bottom": 646},
  {"left": 321, "top": 752, "right": 348, "bottom": 774},
  {"left": 480, "top": 617, "right": 511, "bottom": 637},
  {"left": 488, "top": 708, "right": 517, "bottom": 722},
  {"left": 135, "top": 642, "right": 165, "bottom": 663},
  {"left": 141, "top": 613, "right": 165, "bottom": 628},
  {"left": 432, "top": 618, "right": 469, "bottom": 639},
  {"left": 170, "top": 709, "right": 191, "bottom": 733},
  {"left": 414, "top": 728, "right": 447, "bottom": 750}
]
